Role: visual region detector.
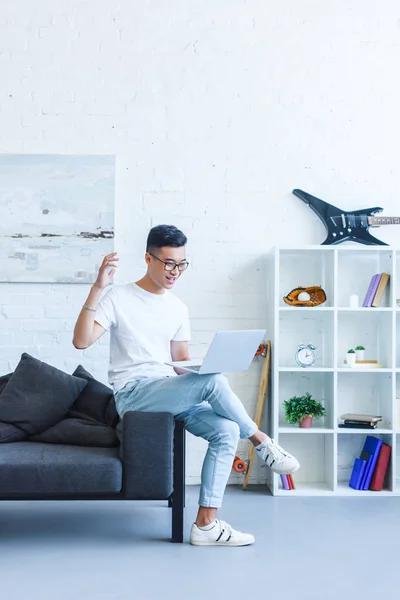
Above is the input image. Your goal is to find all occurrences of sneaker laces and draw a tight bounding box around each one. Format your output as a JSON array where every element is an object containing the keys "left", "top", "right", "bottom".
[
  {"left": 266, "top": 439, "right": 287, "bottom": 463},
  {"left": 217, "top": 520, "right": 234, "bottom": 541}
]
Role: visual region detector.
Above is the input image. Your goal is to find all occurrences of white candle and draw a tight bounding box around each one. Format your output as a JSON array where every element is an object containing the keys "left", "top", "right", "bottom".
[{"left": 350, "top": 294, "right": 359, "bottom": 308}]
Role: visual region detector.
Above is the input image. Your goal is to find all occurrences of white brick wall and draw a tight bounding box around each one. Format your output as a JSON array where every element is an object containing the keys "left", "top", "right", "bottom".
[{"left": 1, "top": 1, "right": 399, "bottom": 484}]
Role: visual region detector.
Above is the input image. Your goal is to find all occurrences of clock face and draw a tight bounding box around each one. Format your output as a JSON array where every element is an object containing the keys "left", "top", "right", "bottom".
[{"left": 296, "top": 346, "right": 315, "bottom": 367}]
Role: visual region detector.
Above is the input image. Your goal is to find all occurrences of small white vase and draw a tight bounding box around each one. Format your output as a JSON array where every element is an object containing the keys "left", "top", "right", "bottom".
[
  {"left": 355, "top": 349, "right": 365, "bottom": 361},
  {"left": 347, "top": 353, "right": 356, "bottom": 367}
]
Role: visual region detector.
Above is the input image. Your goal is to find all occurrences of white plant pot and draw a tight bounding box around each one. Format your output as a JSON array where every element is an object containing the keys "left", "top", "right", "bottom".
[
  {"left": 347, "top": 353, "right": 356, "bottom": 367},
  {"left": 355, "top": 349, "right": 365, "bottom": 361}
]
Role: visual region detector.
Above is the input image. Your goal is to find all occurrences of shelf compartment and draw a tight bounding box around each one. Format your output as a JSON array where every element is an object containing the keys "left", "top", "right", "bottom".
[
  {"left": 336, "top": 249, "right": 393, "bottom": 308},
  {"left": 396, "top": 435, "right": 400, "bottom": 493},
  {"left": 396, "top": 376, "right": 400, "bottom": 430},
  {"left": 338, "top": 433, "right": 393, "bottom": 492},
  {"left": 278, "top": 370, "right": 334, "bottom": 429},
  {"left": 337, "top": 310, "right": 393, "bottom": 369},
  {"left": 336, "top": 483, "right": 394, "bottom": 496},
  {"left": 275, "top": 481, "right": 334, "bottom": 496},
  {"left": 278, "top": 249, "right": 334, "bottom": 308},
  {"left": 277, "top": 433, "right": 334, "bottom": 492},
  {"left": 278, "top": 310, "right": 334, "bottom": 368},
  {"left": 337, "top": 371, "right": 393, "bottom": 429},
  {"left": 396, "top": 314, "right": 400, "bottom": 369}
]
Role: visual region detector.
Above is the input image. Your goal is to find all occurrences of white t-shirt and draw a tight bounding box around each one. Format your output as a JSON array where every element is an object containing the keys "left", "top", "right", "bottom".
[{"left": 94, "top": 283, "right": 191, "bottom": 392}]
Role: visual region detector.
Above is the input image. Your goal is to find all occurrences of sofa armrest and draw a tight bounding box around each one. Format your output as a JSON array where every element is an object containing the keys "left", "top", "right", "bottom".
[{"left": 117, "top": 411, "right": 175, "bottom": 500}]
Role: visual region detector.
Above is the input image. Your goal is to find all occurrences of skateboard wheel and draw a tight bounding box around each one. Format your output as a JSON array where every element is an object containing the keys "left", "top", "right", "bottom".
[{"left": 233, "top": 457, "right": 247, "bottom": 473}]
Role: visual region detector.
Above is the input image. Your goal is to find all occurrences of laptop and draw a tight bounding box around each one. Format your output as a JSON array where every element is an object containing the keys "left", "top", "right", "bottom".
[{"left": 165, "top": 329, "right": 266, "bottom": 374}]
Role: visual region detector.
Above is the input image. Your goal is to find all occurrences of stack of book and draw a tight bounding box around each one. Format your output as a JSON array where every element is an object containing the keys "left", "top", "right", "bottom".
[
  {"left": 349, "top": 435, "right": 391, "bottom": 491},
  {"left": 280, "top": 474, "right": 295, "bottom": 490},
  {"left": 338, "top": 413, "right": 382, "bottom": 430},
  {"left": 362, "top": 272, "right": 390, "bottom": 307}
]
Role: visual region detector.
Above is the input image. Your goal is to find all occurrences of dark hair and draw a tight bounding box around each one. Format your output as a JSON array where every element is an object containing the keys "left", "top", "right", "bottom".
[{"left": 146, "top": 224, "right": 187, "bottom": 252}]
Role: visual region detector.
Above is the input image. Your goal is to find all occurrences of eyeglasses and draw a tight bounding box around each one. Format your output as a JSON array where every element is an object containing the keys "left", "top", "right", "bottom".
[{"left": 149, "top": 253, "right": 189, "bottom": 272}]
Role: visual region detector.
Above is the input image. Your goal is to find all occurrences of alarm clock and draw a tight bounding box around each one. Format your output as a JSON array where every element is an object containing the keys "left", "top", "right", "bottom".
[{"left": 295, "top": 344, "right": 316, "bottom": 368}]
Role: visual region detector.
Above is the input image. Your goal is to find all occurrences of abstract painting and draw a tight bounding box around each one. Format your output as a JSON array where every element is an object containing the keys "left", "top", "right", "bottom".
[{"left": 0, "top": 154, "right": 114, "bottom": 283}]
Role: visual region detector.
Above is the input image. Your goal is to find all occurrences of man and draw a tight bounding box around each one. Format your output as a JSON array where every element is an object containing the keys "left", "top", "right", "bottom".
[{"left": 73, "top": 224, "right": 299, "bottom": 547}]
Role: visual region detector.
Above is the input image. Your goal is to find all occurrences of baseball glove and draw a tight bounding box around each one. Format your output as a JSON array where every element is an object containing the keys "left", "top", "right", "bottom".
[{"left": 283, "top": 285, "right": 327, "bottom": 307}]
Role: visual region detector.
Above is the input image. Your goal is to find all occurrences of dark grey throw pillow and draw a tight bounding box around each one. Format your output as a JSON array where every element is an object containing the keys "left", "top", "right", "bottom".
[
  {"left": 0, "top": 373, "right": 12, "bottom": 395},
  {"left": 0, "top": 353, "right": 87, "bottom": 436},
  {"left": 0, "top": 373, "right": 26, "bottom": 442},
  {"left": 30, "top": 418, "right": 118, "bottom": 447},
  {"left": 0, "top": 422, "right": 26, "bottom": 443},
  {"left": 70, "top": 365, "right": 119, "bottom": 427}
]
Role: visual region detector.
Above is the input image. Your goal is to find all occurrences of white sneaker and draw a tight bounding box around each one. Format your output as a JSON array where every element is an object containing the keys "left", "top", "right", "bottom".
[
  {"left": 256, "top": 437, "right": 300, "bottom": 474},
  {"left": 190, "top": 519, "right": 255, "bottom": 547}
]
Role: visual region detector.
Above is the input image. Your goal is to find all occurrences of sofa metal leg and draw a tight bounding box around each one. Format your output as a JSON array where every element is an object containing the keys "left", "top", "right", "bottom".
[{"left": 171, "top": 421, "right": 185, "bottom": 543}]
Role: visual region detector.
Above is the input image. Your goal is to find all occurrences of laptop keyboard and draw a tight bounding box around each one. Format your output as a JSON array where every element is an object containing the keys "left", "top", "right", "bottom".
[{"left": 188, "top": 365, "right": 201, "bottom": 371}]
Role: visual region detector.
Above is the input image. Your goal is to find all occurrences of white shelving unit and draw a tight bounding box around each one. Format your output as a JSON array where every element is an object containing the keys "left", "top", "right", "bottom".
[{"left": 265, "top": 245, "right": 400, "bottom": 496}]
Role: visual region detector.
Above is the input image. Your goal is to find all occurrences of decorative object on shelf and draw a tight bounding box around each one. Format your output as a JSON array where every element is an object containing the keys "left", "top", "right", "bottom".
[
  {"left": 371, "top": 273, "right": 390, "bottom": 307},
  {"left": 355, "top": 345, "right": 365, "bottom": 361},
  {"left": 295, "top": 343, "right": 316, "bottom": 368},
  {"left": 280, "top": 474, "right": 290, "bottom": 490},
  {"left": 349, "top": 436, "right": 383, "bottom": 491},
  {"left": 349, "top": 294, "right": 359, "bottom": 308},
  {"left": 283, "top": 285, "right": 326, "bottom": 307},
  {"left": 346, "top": 349, "right": 356, "bottom": 367},
  {"left": 292, "top": 188, "right": 400, "bottom": 246},
  {"left": 280, "top": 473, "right": 296, "bottom": 490},
  {"left": 343, "top": 358, "right": 382, "bottom": 368},
  {"left": 338, "top": 414, "right": 382, "bottom": 429},
  {"left": 370, "top": 443, "right": 391, "bottom": 491},
  {"left": 283, "top": 392, "right": 327, "bottom": 428},
  {"left": 362, "top": 272, "right": 390, "bottom": 307}
]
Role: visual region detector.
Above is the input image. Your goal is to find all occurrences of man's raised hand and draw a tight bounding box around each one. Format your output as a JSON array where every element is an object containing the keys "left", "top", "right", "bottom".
[{"left": 94, "top": 252, "right": 119, "bottom": 290}]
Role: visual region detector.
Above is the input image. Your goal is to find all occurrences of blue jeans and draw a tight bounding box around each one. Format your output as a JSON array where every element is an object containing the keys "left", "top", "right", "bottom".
[{"left": 115, "top": 373, "right": 258, "bottom": 508}]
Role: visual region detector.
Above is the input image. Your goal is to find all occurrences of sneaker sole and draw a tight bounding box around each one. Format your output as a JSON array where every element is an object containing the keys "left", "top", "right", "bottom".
[
  {"left": 271, "top": 462, "right": 300, "bottom": 475},
  {"left": 190, "top": 540, "right": 255, "bottom": 547}
]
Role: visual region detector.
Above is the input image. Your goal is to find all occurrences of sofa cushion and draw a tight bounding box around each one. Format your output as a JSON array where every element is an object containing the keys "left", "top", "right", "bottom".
[
  {"left": 0, "top": 353, "right": 87, "bottom": 437},
  {"left": 69, "top": 365, "right": 119, "bottom": 427},
  {"left": 0, "top": 442, "right": 122, "bottom": 495},
  {"left": 30, "top": 417, "right": 118, "bottom": 447}
]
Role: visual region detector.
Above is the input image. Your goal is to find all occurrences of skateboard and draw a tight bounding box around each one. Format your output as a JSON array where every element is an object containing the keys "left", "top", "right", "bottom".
[{"left": 233, "top": 340, "right": 271, "bottom": 489}]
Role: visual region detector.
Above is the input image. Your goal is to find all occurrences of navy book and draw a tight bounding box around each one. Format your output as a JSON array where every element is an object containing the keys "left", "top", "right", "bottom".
[{"left": 349, "top": 458, "right": 367, "bottom": 490}]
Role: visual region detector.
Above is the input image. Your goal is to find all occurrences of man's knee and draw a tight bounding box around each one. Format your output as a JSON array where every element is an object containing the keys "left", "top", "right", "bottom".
[
  {"left": 203, "top": 373, "right": 229, "bottom": 393},
  {"left": 216, "top": 419, "right": 240, "bottom": 446}
]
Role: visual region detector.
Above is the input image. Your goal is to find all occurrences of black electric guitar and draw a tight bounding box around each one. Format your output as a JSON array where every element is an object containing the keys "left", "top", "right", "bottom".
[{"left": 293, "top": 189, "right": 400, "bottom": 246}]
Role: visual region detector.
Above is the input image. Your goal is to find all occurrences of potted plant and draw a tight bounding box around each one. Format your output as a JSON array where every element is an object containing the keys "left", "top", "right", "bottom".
[
  {"left": 355, "top": 345, "right": 365, "bottom": 361},
  {"left": 283, "top": 392, "right": 327, "bottom": 428},
  {"left": 347, "top": 348, "right": 356, "bottom": 367}
]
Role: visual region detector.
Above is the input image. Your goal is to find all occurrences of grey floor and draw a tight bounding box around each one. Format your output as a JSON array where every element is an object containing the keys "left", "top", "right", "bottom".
[{"left": 0, "top": 486, "right": 399, "bottom": 600}]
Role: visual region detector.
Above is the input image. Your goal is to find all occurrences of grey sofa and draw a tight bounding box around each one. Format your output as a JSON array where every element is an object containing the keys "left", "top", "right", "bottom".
[{"left": 0, "top": 355, "right": 185, "bottom": 543}]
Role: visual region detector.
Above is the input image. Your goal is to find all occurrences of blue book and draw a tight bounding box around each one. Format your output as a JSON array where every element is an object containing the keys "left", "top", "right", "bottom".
[
  {"left": 359, "top": 436, "right": 383, "bottom": 490},
  {"left": 349, "top": 457, "right": 367, "bottom": 490},
  {"left": 359, "top": 455, "right": 374, "bottom": 490}
]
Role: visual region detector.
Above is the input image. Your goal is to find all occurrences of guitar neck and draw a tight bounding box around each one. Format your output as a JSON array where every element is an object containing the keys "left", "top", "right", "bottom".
[{"left": 368, "top": 216, "right": 400, "bottom": 226}]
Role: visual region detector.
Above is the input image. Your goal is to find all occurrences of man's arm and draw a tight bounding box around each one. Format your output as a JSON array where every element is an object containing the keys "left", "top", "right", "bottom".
[
  {"left": 72, "top": 252, "right": 119, "bottom": 349},
  {"left": 170, "top": 340, "right": 190, "bottom": 375},
  {"left": 72, "top": 284, "right": 107, "bottom": 349}
]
